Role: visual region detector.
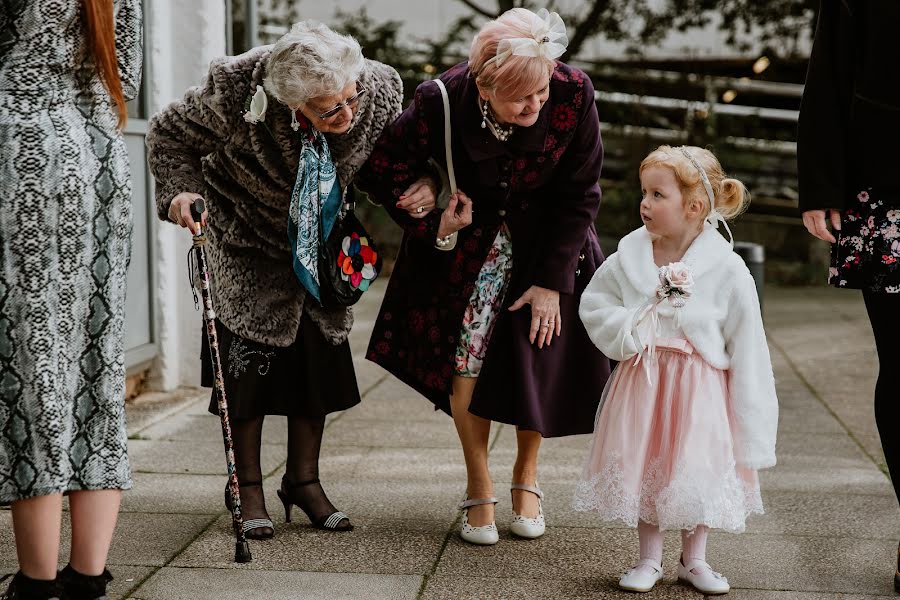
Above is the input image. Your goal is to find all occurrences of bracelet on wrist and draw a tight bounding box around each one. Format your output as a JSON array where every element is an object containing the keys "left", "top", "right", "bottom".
[{"left": 434, "top": 231, "right": 458, "bottom": 251}]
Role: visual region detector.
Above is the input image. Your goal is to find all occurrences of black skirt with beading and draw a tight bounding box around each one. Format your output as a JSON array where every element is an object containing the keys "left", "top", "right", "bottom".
[{"left": 201, "top": 313, "right": 361, "bottom": 419}]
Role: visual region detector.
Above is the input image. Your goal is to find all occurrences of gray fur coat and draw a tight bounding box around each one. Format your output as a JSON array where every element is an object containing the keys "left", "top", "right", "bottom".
[{"left": 146, "top": 47, "right": 403, "bottom": 347}]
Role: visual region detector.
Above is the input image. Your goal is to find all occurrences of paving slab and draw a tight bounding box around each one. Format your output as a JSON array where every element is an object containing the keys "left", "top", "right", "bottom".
[
  {"left": 323, "top": 417, "right": 463, "bottom": 449},
  {"left": 352, "top": 448, "right": 467, "bottom": 483},
  {"left": 127, "top": 440, "right": 285, "bottom": 476},
  {"left": 135, "top": 412, "right": 289, "bottom": 445},
  {"left": 323, "top": 479, "right": 465, "bottom": 523},
  {"left": 120, "top": 473, "right": 226, "bottom": 514},
  {"left": 126, "top": 389, "right": 209, "bottom": 436},
  {"left": 708, "top": 533, "right": 898, "bottom": 596},
  {"left": 129, "top": 567, "right": 422, "bottom": 600},
  {"left": 725, "top": 591, "right": 898, "bottom": 600},
  {"left": 170, "top": 515, "right": 446, "bottom": 575},
  {"left": 420, "top": 574, "right": 699, "bottom": 599},
  {"left": 0, "top": 511, "right": 214, "bottom": 569}
]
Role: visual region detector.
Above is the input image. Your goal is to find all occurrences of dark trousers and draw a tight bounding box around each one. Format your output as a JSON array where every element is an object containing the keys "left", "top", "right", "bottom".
[{"left": 863, "top": 291, "right": 900, "bottom": 508}]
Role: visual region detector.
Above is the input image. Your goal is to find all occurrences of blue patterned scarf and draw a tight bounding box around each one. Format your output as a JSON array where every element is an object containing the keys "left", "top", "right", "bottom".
[{"left": 288, "top": 130, "right": 342, "bottom": 303}]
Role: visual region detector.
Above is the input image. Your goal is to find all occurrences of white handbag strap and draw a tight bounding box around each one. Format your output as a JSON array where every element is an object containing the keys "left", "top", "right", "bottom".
[{"left": 432, "top": 79, "right": 457, "bottom": 195}]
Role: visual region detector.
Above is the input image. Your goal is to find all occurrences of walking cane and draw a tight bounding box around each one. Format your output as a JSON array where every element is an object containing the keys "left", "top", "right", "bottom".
[{"left": 188, "top": 198, "right": 253, "bottom": 563}]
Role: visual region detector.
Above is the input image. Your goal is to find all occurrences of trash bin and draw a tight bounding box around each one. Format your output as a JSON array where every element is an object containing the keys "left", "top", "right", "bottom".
[{"left": 733, "top": 241, "right": 764, "bottom": 311}]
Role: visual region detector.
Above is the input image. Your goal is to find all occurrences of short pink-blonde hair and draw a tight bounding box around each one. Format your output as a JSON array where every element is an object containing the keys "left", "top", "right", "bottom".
[{"left": 469, "top": 8, "right": 556, "bottom": 101}]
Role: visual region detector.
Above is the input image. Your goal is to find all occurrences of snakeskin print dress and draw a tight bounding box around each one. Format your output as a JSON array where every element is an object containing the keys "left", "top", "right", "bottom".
[{"left": 0, "top": 0, "right": 142, "bottom": 503}]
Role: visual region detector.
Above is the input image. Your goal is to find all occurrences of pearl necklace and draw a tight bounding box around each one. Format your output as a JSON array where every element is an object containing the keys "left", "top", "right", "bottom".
[{"left": 480, "top": 99, "right": 515, "bottom": 142}]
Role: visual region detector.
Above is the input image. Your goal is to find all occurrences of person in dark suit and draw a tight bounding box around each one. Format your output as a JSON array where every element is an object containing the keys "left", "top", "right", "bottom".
[{"left": 798, "top": 1, "right": 900, "bottom": 591}]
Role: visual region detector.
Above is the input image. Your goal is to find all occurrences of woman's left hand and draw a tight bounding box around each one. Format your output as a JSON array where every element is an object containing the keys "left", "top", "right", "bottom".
[
  {"left": 397, "top": 176, "right": 437, "bottom": 219},
  {"left": 509, "top": 285, "right": 561, "bottom": 349}
]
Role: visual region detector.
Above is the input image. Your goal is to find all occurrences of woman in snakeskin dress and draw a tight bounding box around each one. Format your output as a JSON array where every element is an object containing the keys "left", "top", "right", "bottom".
[{"left": 0, "top": 1, "right": 142, "bottom": 598}]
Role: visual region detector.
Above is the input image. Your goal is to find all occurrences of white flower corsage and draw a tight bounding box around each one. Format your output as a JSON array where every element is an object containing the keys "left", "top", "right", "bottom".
[
  {"left": 655, "top": 262, "right": 694, "bottom": 308},
  {"left": 242, "top": 85, "right": 277, "bottom": 141},
  {"left": 243, "top": 85, "right": 268, "bottom": 124}
]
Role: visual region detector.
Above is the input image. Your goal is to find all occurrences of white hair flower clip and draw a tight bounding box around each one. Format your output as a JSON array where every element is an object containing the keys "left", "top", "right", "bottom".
[{"left": 486, "top": 8, "right": 568, "bottom": 69}]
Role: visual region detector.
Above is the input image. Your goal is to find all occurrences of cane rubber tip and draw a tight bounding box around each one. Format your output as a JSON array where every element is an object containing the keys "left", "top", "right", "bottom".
[{"left": 235, "top": 541, "right": 252, "bottom": 563}]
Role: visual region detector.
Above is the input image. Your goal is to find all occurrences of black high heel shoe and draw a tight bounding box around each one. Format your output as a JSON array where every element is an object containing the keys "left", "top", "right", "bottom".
[
  {"left": 277, "top": 477, "right": 353, "bottom": 531},
  {"left": 224, "top": 481, "right": 274, "bottom": 540},
  {"left": 0, "top": 572, "right": 61, "bottom": 600},
  {"left": 57, "top": 565, "right": 110, "bottom": 600}
]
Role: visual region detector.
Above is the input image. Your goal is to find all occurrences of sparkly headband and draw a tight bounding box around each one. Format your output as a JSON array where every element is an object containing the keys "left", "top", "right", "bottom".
[
  {"left": 677, "top": 147, "right": 733, "bottom": 247},
  {"left": 482, "top": 9, "right": 568, "bottom": 70}
]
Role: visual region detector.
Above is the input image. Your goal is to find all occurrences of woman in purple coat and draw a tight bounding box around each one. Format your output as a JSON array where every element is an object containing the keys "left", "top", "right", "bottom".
[{"left": 357, "top": 7, "right": 611, "bottom": 545}]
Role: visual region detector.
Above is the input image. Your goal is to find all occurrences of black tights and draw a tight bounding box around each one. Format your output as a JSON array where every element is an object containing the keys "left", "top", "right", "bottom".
[
  {"left": 862, "top": 291, "right": 900, "bottom": 506},
  {"left": 231, "top": 415, "right": 339, "bottom": 519}
]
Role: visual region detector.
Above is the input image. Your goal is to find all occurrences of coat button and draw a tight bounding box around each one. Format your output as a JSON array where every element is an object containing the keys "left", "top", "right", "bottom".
[
  {"left": 499, "top": 182, "right": 508, "bottom": 189},
  {"left": 498, "top": 209, "right": 506, "bottom": 216},
  {"left": 576, "top": 269, "right": 581, "bottom": 276},
  {"left": 579, "top": 253, "right": 585, "bottom": 261}
]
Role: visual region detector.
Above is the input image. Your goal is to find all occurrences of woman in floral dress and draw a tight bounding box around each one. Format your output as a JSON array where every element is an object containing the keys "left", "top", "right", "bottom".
[{"left": 358, "top": 7, "right": 612, "bottom": 545}]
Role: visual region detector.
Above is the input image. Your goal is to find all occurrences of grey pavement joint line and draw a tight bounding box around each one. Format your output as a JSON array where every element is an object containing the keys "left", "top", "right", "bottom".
[
  {"left": 126, "top": 513, "right": 220, "bottom": 599},
  {"left": 769, "top": 338, "right": 889, "bottom": 477},
  {"left": 416, "top": 424, "right": 507, "bottom": 600}
]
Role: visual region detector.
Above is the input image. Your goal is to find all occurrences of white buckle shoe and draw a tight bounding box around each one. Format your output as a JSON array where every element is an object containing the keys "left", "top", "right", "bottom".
[
  {"left": 619, "top": 558, "right": 663, "bottom": 592},
  {"left": 458, "top": 497, "right": 499, "bottom": 545},
  {"left": 509, "top": 483, "right": 545, "bottom": 539},
  {"left": 678, "top": 557, "right": 730, "bottom": 594}
]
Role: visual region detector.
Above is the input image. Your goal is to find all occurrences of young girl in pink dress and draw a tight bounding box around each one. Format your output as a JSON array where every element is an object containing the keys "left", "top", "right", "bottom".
[{"left": 573, "top": 145, "right": 778, "bottom": 595}]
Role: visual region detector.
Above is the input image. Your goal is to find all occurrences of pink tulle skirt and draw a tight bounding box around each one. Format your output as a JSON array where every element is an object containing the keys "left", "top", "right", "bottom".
[{"left": 572, "top": 338, "right": 763, "bottom": 532}]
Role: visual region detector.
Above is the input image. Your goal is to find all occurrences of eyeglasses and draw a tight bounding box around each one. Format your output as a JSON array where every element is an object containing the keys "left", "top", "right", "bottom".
[{"left": 314, "top": 87, "right": 367, "bottom": 120}]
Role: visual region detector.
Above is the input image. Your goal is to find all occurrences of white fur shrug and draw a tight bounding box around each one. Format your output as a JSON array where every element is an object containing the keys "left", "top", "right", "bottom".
[{"left": 579, "top": 225, "right": 778, "bottom": 470}]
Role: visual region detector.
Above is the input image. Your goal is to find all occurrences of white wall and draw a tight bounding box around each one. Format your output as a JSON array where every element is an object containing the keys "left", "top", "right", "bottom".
[{"left": 146, "top": 0, "right": 227, "bottom": 391}]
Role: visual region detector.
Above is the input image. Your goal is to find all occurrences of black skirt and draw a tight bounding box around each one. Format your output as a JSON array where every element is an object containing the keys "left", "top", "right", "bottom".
[{"left": 201, "top": 314, "right": 361, "bottom": 419}]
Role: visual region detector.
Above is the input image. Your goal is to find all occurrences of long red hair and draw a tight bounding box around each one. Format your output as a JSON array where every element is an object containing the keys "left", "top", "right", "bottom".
[{"left": 82, "top": 0, "right": 127, "bottom": 128}]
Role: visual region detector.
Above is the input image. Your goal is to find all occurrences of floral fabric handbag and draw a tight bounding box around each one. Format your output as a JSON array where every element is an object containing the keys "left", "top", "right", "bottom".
[{"left": 317, "top": 186, "right": 383, "bottom": 307}]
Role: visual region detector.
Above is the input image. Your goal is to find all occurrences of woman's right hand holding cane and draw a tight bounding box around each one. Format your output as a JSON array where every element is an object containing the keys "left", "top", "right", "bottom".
[
  {"left": 437, "top": 191, "right": 473, "bottom": 239},
  {"left": 168, "top": 192, "right": 208, "bottom": 234}
]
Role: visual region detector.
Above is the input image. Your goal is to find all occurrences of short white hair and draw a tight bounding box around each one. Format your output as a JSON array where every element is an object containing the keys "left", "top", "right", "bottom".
[{"left": 264, "top": 21, "right": 365, "bottom": 106}]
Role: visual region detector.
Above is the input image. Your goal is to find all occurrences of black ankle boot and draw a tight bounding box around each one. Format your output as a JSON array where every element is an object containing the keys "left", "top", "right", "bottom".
[
  {"left": 57, "top": 565, "right": 112, "bottom": 600},
  {"left": 0, "top": 571, "right": 61, "bottom": 600}
]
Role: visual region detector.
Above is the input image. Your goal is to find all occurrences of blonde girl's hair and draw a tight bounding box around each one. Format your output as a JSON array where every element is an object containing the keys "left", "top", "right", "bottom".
[
  {"left": 468, "top": 8, "right": 556, "bottom": 101},
  {"left": 639, "top": 145, "right": 750, "bottom": 220}
]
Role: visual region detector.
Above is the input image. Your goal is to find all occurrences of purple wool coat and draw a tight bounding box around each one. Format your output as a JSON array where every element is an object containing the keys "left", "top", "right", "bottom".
[{"left": 357, "top": 61, "right": 612, "bottom": 437}]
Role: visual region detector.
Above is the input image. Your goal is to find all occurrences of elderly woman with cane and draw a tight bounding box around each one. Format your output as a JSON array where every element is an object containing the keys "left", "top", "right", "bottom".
[
  {"left": 358, "top": 7, "right": 611, "bottom": 545},
  {"left": 147, "top": 21, "right": 434, "bottom": 540}
]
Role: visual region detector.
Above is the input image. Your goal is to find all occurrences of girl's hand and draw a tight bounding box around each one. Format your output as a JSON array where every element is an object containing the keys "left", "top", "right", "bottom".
[
  {"left": 397, "top": 176, "right": 437, "bottom": 219},
  {"left": 437, "top": 191, "right": 473, "bottom": 238},
  {"left": 509, "top": 285, "right": 561, "bottom": 349},
  {"left": 168, "top": 192, "right": 207, "bottom": 234},
  {"left": 802, "top": 209, "right": 841, "bottom": 244}
]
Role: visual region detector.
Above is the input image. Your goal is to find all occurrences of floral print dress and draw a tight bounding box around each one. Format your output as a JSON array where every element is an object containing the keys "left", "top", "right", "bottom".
[
  {"left": 455, "top": 224, "right": 514, "bottom": 377},
  {"left": 830, "top": 189, "right": 900, "bottom": 293}
]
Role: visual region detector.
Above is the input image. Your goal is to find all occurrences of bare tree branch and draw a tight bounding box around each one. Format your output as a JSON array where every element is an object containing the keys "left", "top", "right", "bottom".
[
  {"left": 565, "top": 0, "right": 610, "bottom": 59},
  {"left": 456, "top": 0, "right": 496, "bottom": 19}
]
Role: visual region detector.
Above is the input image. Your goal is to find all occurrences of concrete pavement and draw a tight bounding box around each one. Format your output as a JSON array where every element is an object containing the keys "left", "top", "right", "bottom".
[{"left": 1, "top": 283, "right": 897, "bottom": 599}]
